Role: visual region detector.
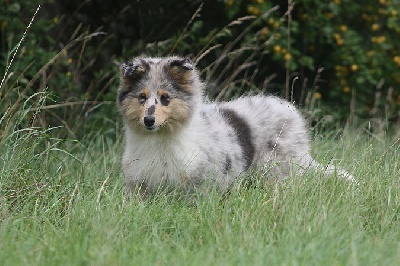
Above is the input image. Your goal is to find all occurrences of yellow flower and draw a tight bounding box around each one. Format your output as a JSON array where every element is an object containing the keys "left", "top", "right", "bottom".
[
  {"left": 391, "top": 10, "right": 398, "bottom": 17},
  {"left": 53, "top": 17, "right": 59, "bottom": 24},
  {"left": 261, "top": 27, "right": 269, "bottom": 36},
  {"left": 393, "top": 56, "right": 400, "bottom": 66},
  {"left": 67, "top": 58, "right": 73, "bottom": 64},
  {"left": 284, "top": 53, "right": 292, "bottom": 61},
  {"left": 343, "top": 86, "right": 351, "bottom": 93},
  {"left": 247, "top": 6, "right": 261, "bottom": 16},
  {"left": 314, "top": 92, "right": 322, "bottom": 99},
  {"left": 256, "top": 0, "right": 264, "bottom": 4},
  {"left": 378, "top": 36, "right": 386, "bottom": 43},
  {"left": 340, "top": 25, "right": 347, "bottom": 32},
  {"left": 66, "top": 71, "right": 72, "bottom": 77},
  {"left": 333, "top": 33, "right": 341, "bottom": 40},
  {"left": 268, "top": 18, "right": 275, "bottom": 25},
  {"left": 335, "top": 66, "right": 347, "bottom": 76},
  {"left": 371, "top": 24, "right": 379, "bottom": 31},
  {"left": 333, "top": 0, "right": 340, "bottom": 4},
  {"left": 350, "top": 64, "right": 359, "bottom": 72},
  {"left": 226, "top": 0, "right": 234, "bottom": 7},
  {"left": 333, "top": 33, "right": 344, "bottom": 46},
  {"left": 273, "top": 45, "right": 282, "bottom": 53}
]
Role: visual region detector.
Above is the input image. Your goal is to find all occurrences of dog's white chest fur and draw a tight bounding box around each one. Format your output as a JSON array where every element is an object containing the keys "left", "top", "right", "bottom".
[{"left": 122, "top": 126, "right": 196, "bottom": 188}]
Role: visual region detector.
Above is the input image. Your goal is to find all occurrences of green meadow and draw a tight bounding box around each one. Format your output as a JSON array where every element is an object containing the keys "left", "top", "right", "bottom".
[{"left": 1, "top": 120, "right": 399, "bottom": 265}]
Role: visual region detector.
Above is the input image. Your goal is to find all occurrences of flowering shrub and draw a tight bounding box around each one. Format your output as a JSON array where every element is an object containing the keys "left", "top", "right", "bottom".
[{"left": 224, "top": 0, "right": 400, "bottom": 125}]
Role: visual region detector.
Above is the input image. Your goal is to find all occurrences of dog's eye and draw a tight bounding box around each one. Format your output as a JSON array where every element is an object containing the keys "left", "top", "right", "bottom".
[
  {"left": 138, "top": 93, "right": 147, "bottom": 104},
  {"left": 160, "top": 94, "right": 170, "bottom": 100},
  {"left": 160, "top": 94, "right": 170, "bottom": 105}
]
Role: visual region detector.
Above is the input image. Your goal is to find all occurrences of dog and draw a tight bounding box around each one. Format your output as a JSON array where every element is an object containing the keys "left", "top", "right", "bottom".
[{"left": 117, "top": 56, "right": 354, "bottom": 198}]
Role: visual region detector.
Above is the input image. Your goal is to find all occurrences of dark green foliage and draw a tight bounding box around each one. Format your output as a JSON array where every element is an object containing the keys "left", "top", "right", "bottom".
[{"left": 1, "top": 0, "right": 399, "bottom": 139}]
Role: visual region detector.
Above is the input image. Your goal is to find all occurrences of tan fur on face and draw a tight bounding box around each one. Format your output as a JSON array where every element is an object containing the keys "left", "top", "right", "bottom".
[
  {"left": 122, "top": 96, "right": 191, "bottom": 133},
  {"left": 163, "top": 98, "right": 191, "bottom": 131},
  {"left": 122, "top": 98, "right": 145, "bottom": 126},
  {"left": 166, "top": 65, "right": 194, "bottom": 94},
  {"left": 142, "top": 88, "right": 150, "bottom": 98},
  {"left": 157, "top": 89, "right": 169, "bottom": 98}
]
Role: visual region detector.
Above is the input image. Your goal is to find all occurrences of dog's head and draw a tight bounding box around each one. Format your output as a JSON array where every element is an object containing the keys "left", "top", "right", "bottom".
[{"left": 117, "top": 56, "right": 202, "bottom": 133}]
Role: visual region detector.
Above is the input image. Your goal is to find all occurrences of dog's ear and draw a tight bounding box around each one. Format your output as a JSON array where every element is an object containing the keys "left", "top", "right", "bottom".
[
  {"left": 120, "top": 59, "right": 147, "bottom": 79},
  {"left": 181, "top": 57, "right": 194, "bottom": 70},
  {"left": 170, "top": 57, "right": 194, "bottom": 71}
]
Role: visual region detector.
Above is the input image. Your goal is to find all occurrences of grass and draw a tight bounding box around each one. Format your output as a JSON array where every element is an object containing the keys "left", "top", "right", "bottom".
[
  {"left": 1, "top": 7, "right": 399, "bottom": 265},
  {"left": 0, "top": 118, "right": 399, "bottom": 265}
]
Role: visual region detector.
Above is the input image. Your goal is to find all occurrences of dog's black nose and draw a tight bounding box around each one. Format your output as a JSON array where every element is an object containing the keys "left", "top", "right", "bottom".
[{"left": 144, "top": 116, "right": 155, "bottom": 127}]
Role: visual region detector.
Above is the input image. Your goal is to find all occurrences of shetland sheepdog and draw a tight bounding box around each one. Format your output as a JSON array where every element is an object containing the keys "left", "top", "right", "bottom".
[{"left": 117, "top": 56, "right": 354, "bottom": 198}]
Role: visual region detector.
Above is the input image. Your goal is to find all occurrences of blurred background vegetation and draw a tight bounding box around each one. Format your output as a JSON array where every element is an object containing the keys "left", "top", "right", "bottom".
[{"left": 1, "top": 0, "right": 400, "bottom": 140}]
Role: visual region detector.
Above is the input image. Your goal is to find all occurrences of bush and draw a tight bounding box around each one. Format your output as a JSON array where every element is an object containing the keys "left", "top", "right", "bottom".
[
  {"left": 1, "top": 0, "right": 399, "bottom": 138},
  {"left": 1, "top": 0, "right": 117, "bottom": 139},
  {"left": 230, "top": 0, "right": 400, "bottom": 127}
]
